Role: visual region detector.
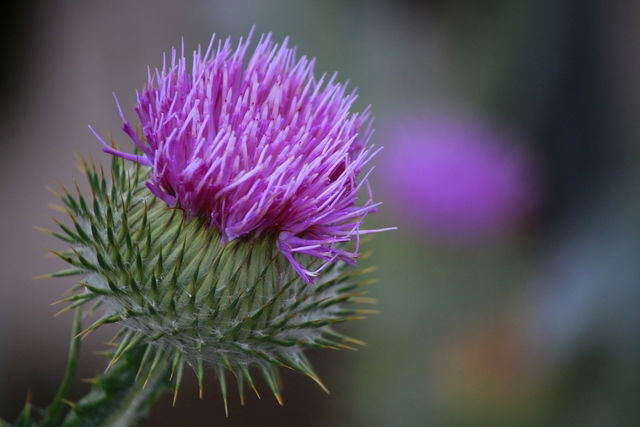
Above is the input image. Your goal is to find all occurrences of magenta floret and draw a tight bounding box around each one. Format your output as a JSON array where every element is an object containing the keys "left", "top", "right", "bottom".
[{"left": 91, "top": 31, "right": 391, "bottom": 282}]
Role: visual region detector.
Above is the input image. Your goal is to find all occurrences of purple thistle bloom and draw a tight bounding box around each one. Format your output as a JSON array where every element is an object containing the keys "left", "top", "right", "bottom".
[
  {"left": 91, "top": 30, "right": 391, "bottom": 282},
  {"left": 379, "top": 112, "right": 537, "bottom": 243}
]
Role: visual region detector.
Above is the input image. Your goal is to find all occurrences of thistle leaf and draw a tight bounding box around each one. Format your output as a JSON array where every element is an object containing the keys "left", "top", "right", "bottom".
[{"left": 61, "top": 344, "right": 170, "bottom": 427}]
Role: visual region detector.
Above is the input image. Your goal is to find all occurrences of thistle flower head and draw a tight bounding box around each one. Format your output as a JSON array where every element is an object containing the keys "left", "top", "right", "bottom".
[
  {"left": 49, "top": 30, "right": 391, "bottom": 410},
  {"left": 379, "top": 112, "right": 536, "bottom": 243},
  {"left": 93, "top": 30, "right": 386, "bottom": 282}
]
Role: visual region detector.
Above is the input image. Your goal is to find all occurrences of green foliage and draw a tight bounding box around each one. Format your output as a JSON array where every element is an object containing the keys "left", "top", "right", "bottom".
[
  {"left": 42, "top": 310, "right": 82, "bottom": 427},
  {"left": 45, "top": 155, "right": 375, "bottom": 409},
  {"left": 7, "top": 310, "right": 82, "bottom": 427},
  {"left": 12, "top": 402, "right": 33, "bottom": 427},
  {"left": 6, "top": 313, "right": 169, "bottom": 427},
  {"left": 61, "top": 344, "right": 170, "bottom": 427}
]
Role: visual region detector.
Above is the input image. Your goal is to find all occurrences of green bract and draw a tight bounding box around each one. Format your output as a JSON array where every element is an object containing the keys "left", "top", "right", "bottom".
[{"left": 47, "top": 155, "right": 376, "bottom": 412}]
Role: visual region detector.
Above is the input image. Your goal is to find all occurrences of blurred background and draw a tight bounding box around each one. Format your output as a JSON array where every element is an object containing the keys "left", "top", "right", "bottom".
[{"left": 1, "top": 1, "right": 639, "bottom": 426}]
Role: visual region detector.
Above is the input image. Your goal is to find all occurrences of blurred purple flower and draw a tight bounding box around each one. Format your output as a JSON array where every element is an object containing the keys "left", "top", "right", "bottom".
[
  {"left": 379, "top": 112, "right": 537, "bottom": 243},
  {"left": 91, "top": 30, "right": 392, "bottom": 282}
]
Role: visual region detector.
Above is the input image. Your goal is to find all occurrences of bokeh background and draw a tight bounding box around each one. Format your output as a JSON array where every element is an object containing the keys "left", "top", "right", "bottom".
[{"left": 1, "top": 1, "right": 639, "bottom": 426}]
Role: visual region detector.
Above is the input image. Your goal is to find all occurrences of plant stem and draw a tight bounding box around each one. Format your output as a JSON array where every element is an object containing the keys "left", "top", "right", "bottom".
[
  {"left": 61, "top": 344, "right": 170, "bottom": 427},
  {"left": 41, "top": 309, "right": 82, "bottom": 427}
]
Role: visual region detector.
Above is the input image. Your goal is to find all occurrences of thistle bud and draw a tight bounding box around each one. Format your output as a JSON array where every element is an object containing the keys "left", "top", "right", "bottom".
[{"left": 49, "top": 30, "right": 391, "bottom": 409}]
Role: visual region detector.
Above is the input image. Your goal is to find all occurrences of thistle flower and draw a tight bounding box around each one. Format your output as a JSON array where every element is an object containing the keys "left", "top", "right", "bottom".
[
  {"left": 47, "top": 30, "right": 390, "bottom": 414},
  {"left": 92, "top": 31, "right": 387, "bottom": 283},
  {"left": 379, "top": 112, "right": 536, "bottom": 243}
]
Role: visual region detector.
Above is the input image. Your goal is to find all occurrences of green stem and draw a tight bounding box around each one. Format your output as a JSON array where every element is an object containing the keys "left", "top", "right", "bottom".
[
  {"left": 41, "top": 309, "right": 82, "bottom": 427},
  {"left": 94, "top": 358, "right": 169, "bottom": 427},
  {"left": 61, "top": 344, "right": 170, "bottom": 427}
]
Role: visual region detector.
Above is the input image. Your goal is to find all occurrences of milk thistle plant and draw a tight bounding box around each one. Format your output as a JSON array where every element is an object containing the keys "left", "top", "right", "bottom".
[{"left": 4, "top": 30, "right": 392, "bottom": 426}]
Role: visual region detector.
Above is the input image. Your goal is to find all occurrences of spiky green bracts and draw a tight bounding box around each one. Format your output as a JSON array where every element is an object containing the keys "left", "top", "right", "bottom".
[
  {"left": 38, "top": 31, "right": 393, "bottom": 421},
  {"left": 46, "top": 156, "right": 377, "bottom": 412}
]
